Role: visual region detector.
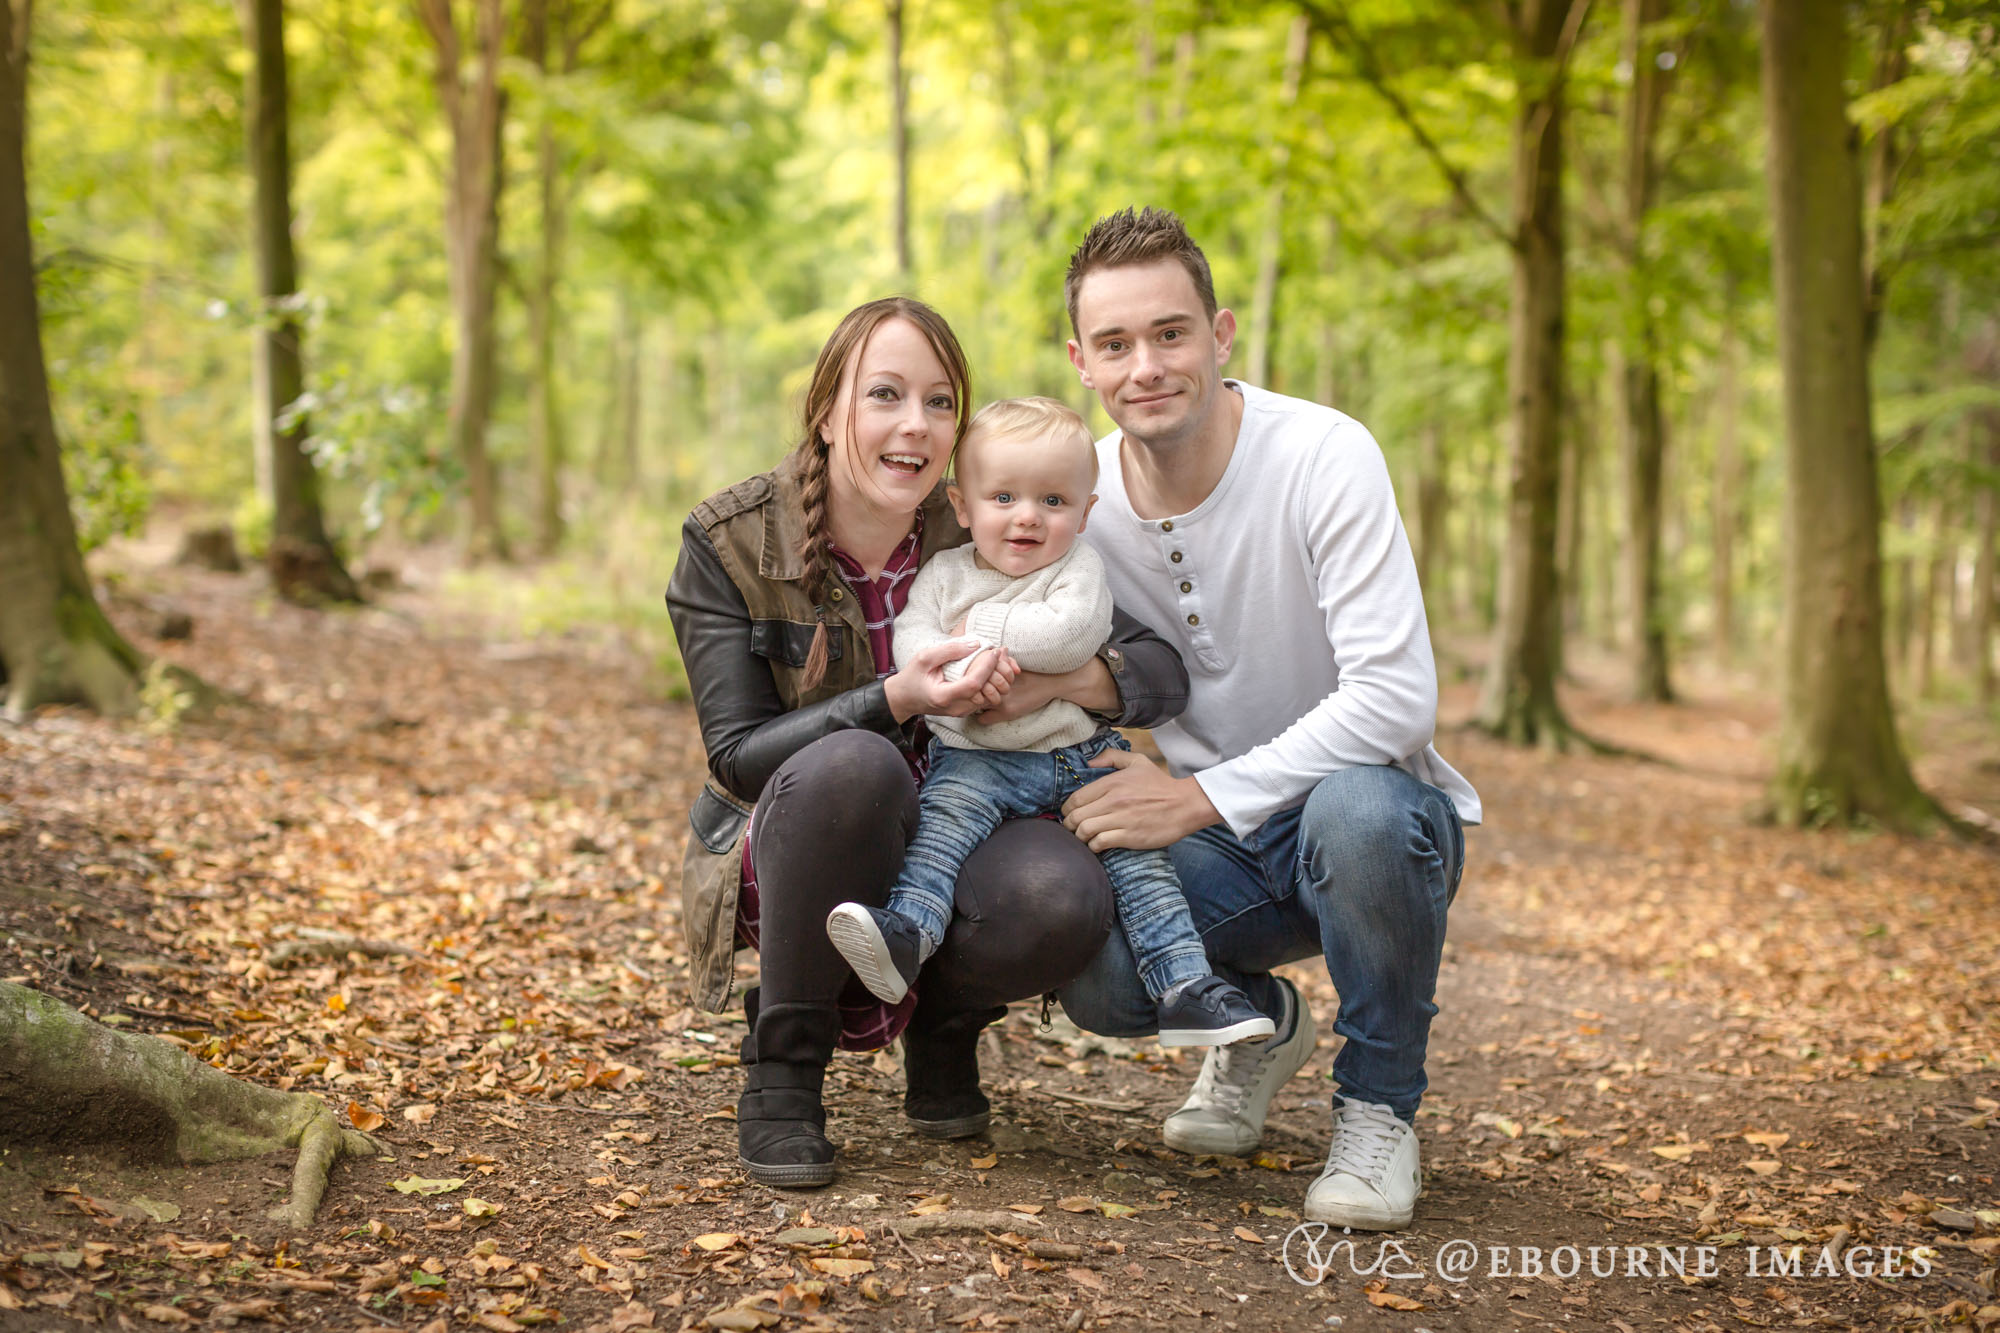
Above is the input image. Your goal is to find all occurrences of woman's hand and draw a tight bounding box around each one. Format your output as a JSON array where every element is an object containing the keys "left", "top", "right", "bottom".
[{"left": 885, "top": 639, "right": 1019, "bottom": 721}]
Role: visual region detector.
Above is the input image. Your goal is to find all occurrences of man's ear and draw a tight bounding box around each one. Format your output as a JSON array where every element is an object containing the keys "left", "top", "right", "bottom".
[
  {"left": 947, "top": 483, "right": 971, "bottom": 528},
  {"left": 1067, "top": 339, "right": 1094, "bottom": 389},
  {"left": 1212, "top": 308, "right": 1237, "bottom": 368}
]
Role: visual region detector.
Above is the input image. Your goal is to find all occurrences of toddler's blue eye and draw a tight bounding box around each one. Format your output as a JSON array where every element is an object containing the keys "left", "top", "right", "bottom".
[
  {"left": 1043, "top": 495, "right": 1065, "bottom": 507},
  {"left": 993, "top": 492, "right": 1013, "bottom": 504}
]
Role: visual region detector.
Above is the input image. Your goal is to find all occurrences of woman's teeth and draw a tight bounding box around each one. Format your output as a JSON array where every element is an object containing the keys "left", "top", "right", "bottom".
[{"left": 881, "top": 454, "right": 924, "bottom": 475}]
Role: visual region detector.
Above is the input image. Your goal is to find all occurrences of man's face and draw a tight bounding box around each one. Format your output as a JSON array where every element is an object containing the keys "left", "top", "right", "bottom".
[{"left": 1067, "top": 259, "right": 1235, "bottom": 453}]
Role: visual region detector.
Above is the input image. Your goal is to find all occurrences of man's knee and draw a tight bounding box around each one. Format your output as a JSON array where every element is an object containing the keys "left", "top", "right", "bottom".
[{"left": 1299, "top": 765, "right": 1437, "bottom": 867}]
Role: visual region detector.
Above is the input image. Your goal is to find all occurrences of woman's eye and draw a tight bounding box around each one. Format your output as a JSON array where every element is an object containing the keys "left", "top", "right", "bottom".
[
  {"left": 869, "top": 385, "right": 896, "bottom": 400},
  {"left": 928, "top": 395, "right": 955, "bottom": 411}
]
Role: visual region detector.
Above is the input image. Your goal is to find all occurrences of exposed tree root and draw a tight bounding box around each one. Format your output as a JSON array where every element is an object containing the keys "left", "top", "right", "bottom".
[
  {"left": 0, "top": 981, "right": 377, "bottom": 1229},
  {"left": 268, "top": 928, "right": 419, "bottom": 965}
]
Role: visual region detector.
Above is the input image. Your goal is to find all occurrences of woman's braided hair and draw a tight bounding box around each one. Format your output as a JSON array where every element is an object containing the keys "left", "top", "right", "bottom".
[{"left": 793, "top": 297, "right": 972, "bottom": 690}]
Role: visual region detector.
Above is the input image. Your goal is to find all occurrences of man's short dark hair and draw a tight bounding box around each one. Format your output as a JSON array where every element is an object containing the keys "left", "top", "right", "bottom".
[{"left": 1064, "top": 206, "right": 1219, "bottom": 338}]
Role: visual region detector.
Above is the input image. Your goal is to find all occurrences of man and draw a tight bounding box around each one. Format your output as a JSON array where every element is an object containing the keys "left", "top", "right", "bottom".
[{"left": 1052, "top": 206, "right": 1480, "bottom": 1231}]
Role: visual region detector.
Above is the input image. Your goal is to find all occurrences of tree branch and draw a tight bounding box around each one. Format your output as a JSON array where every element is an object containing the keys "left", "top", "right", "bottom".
[{"left": 1301, "top": 0, "right": 1517, "bottom": 250}]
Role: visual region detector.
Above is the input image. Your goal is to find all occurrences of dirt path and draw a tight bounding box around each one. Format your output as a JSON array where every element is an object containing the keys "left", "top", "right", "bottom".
[{"left": 2, "top": 560, "right": 1995, "bottom": 1333}]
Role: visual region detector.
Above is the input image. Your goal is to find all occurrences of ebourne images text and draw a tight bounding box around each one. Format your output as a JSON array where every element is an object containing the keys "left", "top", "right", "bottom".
[{"left": 1281, "top": 1226, "right": 1938, "bottom": 1288}]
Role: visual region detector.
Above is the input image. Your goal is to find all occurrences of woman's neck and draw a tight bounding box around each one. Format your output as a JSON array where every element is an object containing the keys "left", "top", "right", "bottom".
[{"left": 825, "top": 493, "right": 917, "bottom": 579}]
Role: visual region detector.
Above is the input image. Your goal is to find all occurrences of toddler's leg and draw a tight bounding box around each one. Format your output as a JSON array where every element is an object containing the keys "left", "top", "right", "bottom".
[{"left": 1103, "top": 845, "right": 1276, "bottom": 1049}]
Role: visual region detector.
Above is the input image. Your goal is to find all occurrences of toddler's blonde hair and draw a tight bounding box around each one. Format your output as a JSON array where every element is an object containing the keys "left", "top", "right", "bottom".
[{"left": 954, "top": 396, "right": 1097, "bottom": 487}]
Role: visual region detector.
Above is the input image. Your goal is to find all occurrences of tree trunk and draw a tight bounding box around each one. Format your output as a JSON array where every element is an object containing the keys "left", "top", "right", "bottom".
[
  {"left": 1556, "top": 377, "right": 1589, "bottom": 656},
  {"left": 1761, "top": 0, "right": 1933, "bottom": 831},
  {"left": 420, "top": 0, "right": 509, "bottom": 562},
  {"left": 1711, "top": 297, "right": 1741, "bottom": 664},
  {"left": 1414, "top": 419, "right": 1446, "bottom": 608},
  {"left": 1973, "top": 321, "right": 1999, "bottom": 702},
  {"left": 1615, "top": 0, "right": 1672, "bottom": 701},
  {"left": 1246, "top": 15, "right": 1310, "bottom": 390},
  {"left": 887, "top": 0, "right": 910, "bottom": 282},
  {"left": 1917, "top": 493, "right": 1945, "bottom": 697},
  {"left": 1477, "top": 0, "right": 1572, "bottom": 746},
  {"left": 0, "top": 0, "right": 146, "bottom": 717},
  {"left": 525, "top": 0, "right": 566, "bottom": 556},
  {"left": 242, "top": 0, "right": 358, "bottom": 604}
]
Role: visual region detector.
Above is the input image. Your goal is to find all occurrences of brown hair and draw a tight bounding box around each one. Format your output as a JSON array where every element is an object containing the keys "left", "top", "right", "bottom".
[
  {"left": 793, "top": 296, "right": 972, "bottom": 690},
  {"left": 955, "top": 396, "right": 1098, "bottom": 489},
  {"left": 1063, "top": 206, "right": 1218, "bottom": 338}
]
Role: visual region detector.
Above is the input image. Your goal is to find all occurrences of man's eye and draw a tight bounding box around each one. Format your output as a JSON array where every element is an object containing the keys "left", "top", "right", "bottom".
[
  {"left": 1103, "top": 340, "right": 1124, "bottom": 353},
  {"left": 1160, "top": 329, "right": 1181, "bottom": 341}
]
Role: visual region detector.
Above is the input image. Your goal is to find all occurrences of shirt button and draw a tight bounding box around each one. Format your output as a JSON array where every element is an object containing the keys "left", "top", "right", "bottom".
[
  {"left": 1161, "top": 520, "right": 1175, "bottom": 532},
  {"left": 1170, "top": 551, "right": 1183, "bottom": 564},
  {"left": 1180, "top": 581, "right": 1192, "bottom": 593},
  {"left": 1186, "top": 614, "right": 1199, "bottom": 627}
]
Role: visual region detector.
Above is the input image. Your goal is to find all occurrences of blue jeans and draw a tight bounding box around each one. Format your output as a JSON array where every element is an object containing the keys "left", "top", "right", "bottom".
[
  {"left": 1057, "top": 765, "right": 1465, "bottom": 1121},
  {"left": 889, "top": 732, "right": 1211, "bottom": 1002}
]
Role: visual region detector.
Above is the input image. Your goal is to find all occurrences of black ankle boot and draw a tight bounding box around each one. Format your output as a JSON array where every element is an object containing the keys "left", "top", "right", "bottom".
[
  {"left": 737, "top": 1000, "right": 840, "bottom": 1188},
  {"left": 902, "top": 1003, "right": 1006, "bottom": 1138}
]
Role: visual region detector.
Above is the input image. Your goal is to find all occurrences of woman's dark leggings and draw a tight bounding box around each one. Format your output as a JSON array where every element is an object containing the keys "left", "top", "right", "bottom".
[{"left": 748, "top": 730, "right": 1116, "bottom": 1017}]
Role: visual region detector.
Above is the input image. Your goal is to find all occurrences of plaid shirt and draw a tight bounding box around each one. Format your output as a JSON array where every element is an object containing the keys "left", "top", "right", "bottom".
[{"left": 736, "top": 520, "right": 927, "bottom": 1051}]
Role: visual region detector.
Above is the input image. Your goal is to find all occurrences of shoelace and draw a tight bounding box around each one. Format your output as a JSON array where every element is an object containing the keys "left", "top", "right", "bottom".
[
  {"left": 1188, "top": 1019, "right": 1283, "bottom": 1119},
  {"left": 1325, "top": 1099, "right": 1404, "bottom": 1184}
]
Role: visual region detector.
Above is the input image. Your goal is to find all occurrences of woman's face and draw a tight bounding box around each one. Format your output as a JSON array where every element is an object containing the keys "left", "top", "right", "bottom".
[{"left": 820, "top": 317, "right": 960, "bottom": 526}]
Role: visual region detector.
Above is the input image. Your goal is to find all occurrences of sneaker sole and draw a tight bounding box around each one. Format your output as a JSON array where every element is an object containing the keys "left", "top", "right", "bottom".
[
  {"left": 1301, "top": 1195, "right": 1415, "bottom": 1230},
  {"left": 1157, "top": 1016, "right": 1277, "bottom": 1048},
  {"left": 825, "top": 905, "right": 911, "bottom": 1004},
  {"left": 739, "top": 1155, "right": 836, "bottom": 1189},
  {"left": 906, "top": 1110, "right": 991, "bottom": 1139}
]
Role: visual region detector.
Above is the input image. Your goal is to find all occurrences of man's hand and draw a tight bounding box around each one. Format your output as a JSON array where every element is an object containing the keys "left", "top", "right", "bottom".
[{"left": 1061, "top": 748, "right": 1220, "bottom": 851}]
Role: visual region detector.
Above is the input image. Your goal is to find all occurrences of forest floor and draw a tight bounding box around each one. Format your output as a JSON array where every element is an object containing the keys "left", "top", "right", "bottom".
[{"left": 2, "top": 551, "right": 1997, "bottom": 1333}]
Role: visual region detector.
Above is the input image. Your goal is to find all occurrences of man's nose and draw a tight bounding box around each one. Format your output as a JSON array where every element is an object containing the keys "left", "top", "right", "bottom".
[{"left": 1130, "top": 343, "right": 1163, "bottom": 382}]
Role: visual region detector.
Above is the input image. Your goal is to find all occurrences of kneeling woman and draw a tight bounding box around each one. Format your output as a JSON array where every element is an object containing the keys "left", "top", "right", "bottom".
[{"left": 666, "top": 297, "right": 1186, "bottom": 1186}]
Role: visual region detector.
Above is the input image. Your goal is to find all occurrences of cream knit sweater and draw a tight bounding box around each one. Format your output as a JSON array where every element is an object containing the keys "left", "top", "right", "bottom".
[{"left": 892, "top": 542, "right": 1113, "bottom": 752}]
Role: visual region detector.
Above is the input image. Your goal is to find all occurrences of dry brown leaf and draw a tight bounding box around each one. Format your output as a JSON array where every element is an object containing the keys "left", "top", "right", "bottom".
[
  {"left": 808, "top": 1258, "right": 874, "bottom": 1277},
  {"left": 346, "top": 1100, "right": 385, "bottom": 1131},
  {"left": 689, "top": 1234, "right": 740, "bottom": 1253},
  {"left": 1232, "top": 1226, "right": 1264, "bottom": 1244},
  {"left": 1007, "top": 1203, "right": 1043, "bottom": 1215},
  {"left": 1065, "top": 1267, "right": 1106, "bottom": 1292},
  {"left": 1362, "top": 1280, "right": 1425, "bottom": 1311}
]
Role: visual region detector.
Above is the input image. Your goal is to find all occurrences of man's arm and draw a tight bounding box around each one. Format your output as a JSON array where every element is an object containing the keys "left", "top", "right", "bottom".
[{"left": 1191, "top": 424, "right": 1437, "bottom": 838}]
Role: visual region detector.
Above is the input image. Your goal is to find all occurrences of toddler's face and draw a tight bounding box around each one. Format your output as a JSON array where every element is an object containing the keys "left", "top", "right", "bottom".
[{"left": 948, "top": 431, "right": 1098, "bottom": 578}]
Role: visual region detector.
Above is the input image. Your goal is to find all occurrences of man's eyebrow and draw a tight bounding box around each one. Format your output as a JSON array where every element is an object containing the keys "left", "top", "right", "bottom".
[{"left": 1085, "top": 312, "right": 1196, "bottom": 341}]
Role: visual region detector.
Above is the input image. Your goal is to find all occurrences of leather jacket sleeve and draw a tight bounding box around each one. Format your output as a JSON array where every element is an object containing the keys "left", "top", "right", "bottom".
[
  {"left": 1100, "top": 605, "right": 1189, "bottom": 730},
  {"left": 665, "top": 518, "right": 907, "bottom": 804}
]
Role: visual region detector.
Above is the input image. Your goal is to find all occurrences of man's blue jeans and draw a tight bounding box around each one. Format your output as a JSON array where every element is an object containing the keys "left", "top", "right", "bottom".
[
  {"left": 889, "top": 732, "right": 1210, "bottom": 1001},
  {"left": 1057, "top": 764, "right": 1465, "bottom": 1122}
]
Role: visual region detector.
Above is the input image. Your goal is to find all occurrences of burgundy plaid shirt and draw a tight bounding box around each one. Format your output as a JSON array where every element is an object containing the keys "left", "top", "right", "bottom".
[{"left": 736, "top": 520, "right": 927, "bottom": 1051}]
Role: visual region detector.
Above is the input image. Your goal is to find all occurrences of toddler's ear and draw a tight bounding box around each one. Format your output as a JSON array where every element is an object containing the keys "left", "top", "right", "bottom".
[
  {"left": 1077, "top": 493, "right": 1099, "bottom": 533},
  {"left": 947, "top": 484, "right": 971, "bottom": 528}
]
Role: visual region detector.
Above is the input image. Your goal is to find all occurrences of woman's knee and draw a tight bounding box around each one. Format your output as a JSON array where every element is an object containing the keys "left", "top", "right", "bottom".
[
  {"left": 922, "top": 820, "right": 1114, "bottom": 1010},
  {"left": 766, "top": 731, "right": 915, "bottom": 828}
]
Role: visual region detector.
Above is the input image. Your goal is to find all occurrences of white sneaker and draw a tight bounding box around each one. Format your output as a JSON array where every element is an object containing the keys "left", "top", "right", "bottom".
[
  {"left": 1161, "top": 977, "right": 1316, "bottom": 1156},
  {"left": 1303, "top": 1098, "right": 1421, "bottom": 1230}
]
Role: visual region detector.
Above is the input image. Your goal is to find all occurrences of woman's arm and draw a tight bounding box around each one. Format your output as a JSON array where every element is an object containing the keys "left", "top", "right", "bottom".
[{"left": 666, "top": 519, "right": 903, "bottom": 803}]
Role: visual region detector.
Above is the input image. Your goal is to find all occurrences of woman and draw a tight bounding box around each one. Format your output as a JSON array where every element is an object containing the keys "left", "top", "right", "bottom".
[{"left": 665, "top": 297, "right": 1188, "bottom": 1187}]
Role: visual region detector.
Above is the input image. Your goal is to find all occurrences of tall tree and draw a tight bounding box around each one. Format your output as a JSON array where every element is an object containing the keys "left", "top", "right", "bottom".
[
  {"left": 1615, "top": 0, "right": 1673, "bottom": 701},
  {"left": 241, "top": 0, "right": 359, "bottom": 603},
  {"left": 1245, "top": 14, "right": 1310, "bottom": 389},
  {"left": 418, "top": 0, "right": 510, "bottom": 561},
  {"left": 0, "top": 0, "right": 145, "bottom": 716},
  {"left": 1760, "top": 0, "right": 1934, "bottom": 830},
  {"left": 1313, "top": 0, "right": 1589, "bottom": 746},
  {"left": 887, "top": 0, "right": 910, "bottom": 281}
]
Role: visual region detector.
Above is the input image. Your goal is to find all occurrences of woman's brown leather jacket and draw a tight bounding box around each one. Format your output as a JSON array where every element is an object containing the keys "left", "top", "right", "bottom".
[{"left": 664, "top": 453, "right": 1190, "bottom": 1011}]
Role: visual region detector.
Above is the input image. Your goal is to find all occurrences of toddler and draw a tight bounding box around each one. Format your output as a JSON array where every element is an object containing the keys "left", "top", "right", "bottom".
[{"left": 825, "top": 397, "right": 1273, "bottom": 1047}]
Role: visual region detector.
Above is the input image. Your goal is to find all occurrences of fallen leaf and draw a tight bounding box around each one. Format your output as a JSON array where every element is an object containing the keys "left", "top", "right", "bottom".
[
  {"left": 140, "top": 1306, "right": 193, "bottom": 1325},
  {"left": 1741, "top": 1132, "right": 1790, "bottom": 1150},
  {"left": 390, "top": 1176, "right": 466, "bottom": 1195},
  {"left": 1744, "top": 1160, "right": 1782, "bottom": 1176},
  {"left": 1006, "top": 1204, "right": 1043, "bottom": 1215},
  {"left": 608, "top": 1306, "right": 655, "bottom": 1332},
  {"left": 347, "top": 1100, "right": 386, "bottom": 1131},
  {"left": 808, "top": 1258, "right": 875, "bottom": 1277},
  {"left": 1362, "top": 1280, "right": 1425, "bottom": 1311},
  {"left": 1065, "top": 1268, "right": 1105, "bottom": 1292},
  {"left": 1233, "top": 1226, "right": 1265, "bottom": 1244},
  {"left": 464, "top": 1197, "right": 503, "bottom": 1217},
  {"left": 129, "top": 1196, "right": 180, "bottom": 1222},
  {"left": 690, "top": 1234, "right": 741, "bottom": 1253},
  {"left": 969, "top": 1154, "right": 997, "bottom": 1169},
  {"left": 405, "top": 1104, "right": 438, "bottom": 1124},
  {"left": 1057, "top": 1196, "right": 1096, "bottom": 1213},
  {"left": 210, "top": 1300, "right": 280, "bottom": 1320},
  {"left": 475, "top": 1315, "right": 524, "bottom": 1333},
  {"left": 579, "top": 1245, "right": 614, "bottom": 1269}
]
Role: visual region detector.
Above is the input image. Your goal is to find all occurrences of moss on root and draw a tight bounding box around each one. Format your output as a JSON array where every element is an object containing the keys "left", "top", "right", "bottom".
[{"left": 0, "top": 981, "right": 376, "bottom": 1229}]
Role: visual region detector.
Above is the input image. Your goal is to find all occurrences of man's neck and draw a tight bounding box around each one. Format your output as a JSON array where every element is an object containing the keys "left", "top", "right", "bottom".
[{"left": 1117, "top": 382, "right": 1246, "bottom": 520}]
